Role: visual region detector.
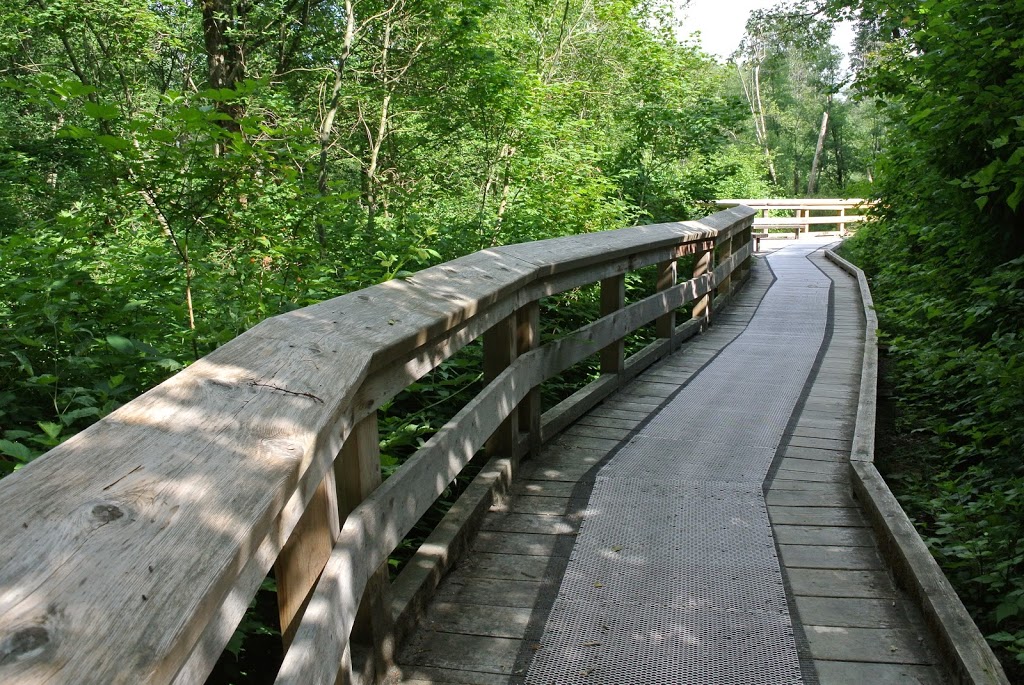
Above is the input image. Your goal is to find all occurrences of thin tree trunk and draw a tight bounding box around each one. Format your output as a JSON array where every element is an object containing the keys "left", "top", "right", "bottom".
[
  {"left": 202, "top": 0, "right": 245, "bottom": 138},
  {"left": 316, "top": 0, "right": 356, "bottom": 248},
  {"left": 752, "top": 63, "right": 777, "bottom": 185},
  {"left": 831, "top": 123, "right": 845, "bottom": 190},
  {"left": 807, "top": 111, "right": 829, "bottom": 195}
]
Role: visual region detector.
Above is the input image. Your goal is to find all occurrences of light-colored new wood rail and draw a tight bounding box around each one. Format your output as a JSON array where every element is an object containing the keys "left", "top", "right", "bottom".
[
  {"left": 716, "top": 198, "right": 872, "bottom": 240},
  {"left": 0, "top": 207, "right": 754, "bottom": 685}
]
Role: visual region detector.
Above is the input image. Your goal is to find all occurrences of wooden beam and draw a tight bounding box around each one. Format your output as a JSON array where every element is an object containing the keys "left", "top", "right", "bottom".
[
  {"left": 600, "top": 275, "right": 626, "bottom": 374},
  {"left": 754, "top": 215, "right": 866, "bottom": 226},
  {"left": 655, "top": 260, "right": 677, "bottom": 341},
  {"left": 274, "top": 471, "right": 341, "bottom": 649},
  {"left": 484, "top": 313, "right": 518, "bottom": 463},
  {"left": 517, "top": 302, "right": 541, "bottom": 458},
  {"left": 692, "top": 249, "right": 712, "bottom": 325},
  {"left": 336, "top": 412, "right": 394, "bottom": 684}
]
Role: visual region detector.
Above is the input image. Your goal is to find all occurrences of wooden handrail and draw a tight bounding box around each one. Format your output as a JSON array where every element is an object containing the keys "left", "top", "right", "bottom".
[
  {"left": 0, "top": 207, "right": 754, "bottom": 685},
  {"left": 716, "top": 198, "right": 870, "bottom": 207}
]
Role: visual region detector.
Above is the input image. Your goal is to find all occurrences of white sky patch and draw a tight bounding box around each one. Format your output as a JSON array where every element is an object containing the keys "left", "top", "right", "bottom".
[{"left": 677, "top": 0, "right": 856, "bottom": 70}]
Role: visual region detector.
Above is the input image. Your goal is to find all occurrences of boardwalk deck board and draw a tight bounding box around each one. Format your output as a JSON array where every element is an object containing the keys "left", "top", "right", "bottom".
[{"left": 393, "top": 240, "right": 950, "bottom": 684}]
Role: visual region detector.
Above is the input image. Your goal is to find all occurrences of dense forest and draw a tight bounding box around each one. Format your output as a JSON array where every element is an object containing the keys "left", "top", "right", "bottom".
[{"left": 0, "top": 0, "right": 1020, "bottom": 679}]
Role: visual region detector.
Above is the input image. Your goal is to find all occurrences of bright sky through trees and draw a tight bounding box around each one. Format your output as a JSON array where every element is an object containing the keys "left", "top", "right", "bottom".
[{"left": 677, "top": 0, "right": 855, "bottom": 66}]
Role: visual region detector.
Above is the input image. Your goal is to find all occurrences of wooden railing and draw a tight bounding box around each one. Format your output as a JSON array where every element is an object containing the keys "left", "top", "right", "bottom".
[
  {"left": 0, "top": 207, "right": 754, "bottom": 685},
  {"left": 716, "top": 198, "right": 871, "bottom": 239}
]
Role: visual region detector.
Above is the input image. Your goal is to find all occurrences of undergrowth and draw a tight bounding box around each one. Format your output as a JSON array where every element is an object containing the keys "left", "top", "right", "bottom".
[{"left": 841, "top": 211, "right": 1024, "bottom": 679}]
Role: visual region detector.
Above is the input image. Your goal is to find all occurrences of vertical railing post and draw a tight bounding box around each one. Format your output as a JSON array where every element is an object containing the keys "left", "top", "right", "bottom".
[
  {"left": 336, "top": 412, "right": 394, "bottom": 684},
  {"left": 484, "top": 313, "right": 518, "bottom": 463},
  {"left": 716, "top": 233, "right": 734, "bottom": 302},
  {"left": 839, "top": 206, "right": 846, "bottom": 235},
  {"left": 655, "top": 259, "right": 677, "bottom": 348},
  {"left": 692, "top": 245, "right": 712, "bottom": 328},
  {"left": 517, "top": 302, "right": 541, "bottom": 458},
  {"left": 274, "top": 471, "right": 341, "bottom": 649},
  {"left": 599, "top": 275, "right": 625, "bottom": 374}
]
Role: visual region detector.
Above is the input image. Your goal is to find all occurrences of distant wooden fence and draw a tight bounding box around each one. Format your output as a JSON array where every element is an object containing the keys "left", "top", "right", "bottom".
[
  {"left": 716, "top": 198, "right": 872, "bottom": 242},
  {"left": 0, "top": 207, "right": 755, "bottom": 684}
]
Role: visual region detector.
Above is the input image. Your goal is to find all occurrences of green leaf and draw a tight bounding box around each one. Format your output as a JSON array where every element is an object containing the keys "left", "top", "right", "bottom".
[
  {"left": 107, "top": 335, "right": 135, "bottom": 354},
  {"left": 96, "top": 134, "right": 130, "bottom": 152},
  {"left": 83, "top": 101, "right": 120, "bottom": 120},
  {"left": 38, "top": 422, "right": 62, "bottom": 440},
  {"left": 10, "top": 350, "right": 34, "bottom": 376},
  {"left": 0, "top": 439, "right": 35, "bottom": 463},
  {"left": 995, "top": 597, "right": 1019, "bottom": 618},
  {"left": 60, "top": 407, "right": 101, "bottom": 425}
]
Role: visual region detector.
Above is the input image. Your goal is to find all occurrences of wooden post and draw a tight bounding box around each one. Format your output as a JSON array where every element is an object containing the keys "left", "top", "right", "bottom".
[
  {"left": 692, "top": 248, "right": 712, "bottom": 327},
  {"left": 739, "top": 224, "right": 752, "bottom": 283},
  {"left": 599, "top": 275, "right": 625, "bottom": 374},
  {"left": 655, "top": 260, "right": 677, "bottom": 345},
  {"left": 484, "top": 313, "right": 518, "bottom": 462},
  {"left": 839, "top": 207, "right": 846, "bottom": 235},
  {"left": 274, "top": 471, "right": 341, "bottom": 649},
  {"left": 517, "top": 302, "right": 541, "bottom": 458},
  {"left": 335, "top": 412, "right": 394, "bottom": 684},
  {"left": 716, "top": 235, "right": 733, "bottom": 301}
]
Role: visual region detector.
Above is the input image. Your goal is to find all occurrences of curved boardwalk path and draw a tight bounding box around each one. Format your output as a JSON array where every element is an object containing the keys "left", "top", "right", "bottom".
[{"left": 395, "top": 239, "right": 947, "bottom": 685}]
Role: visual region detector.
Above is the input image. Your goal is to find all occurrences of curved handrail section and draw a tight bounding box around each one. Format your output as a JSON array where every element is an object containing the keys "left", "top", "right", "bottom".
[{"left": 0, "top": 207, "right": 753, "bottom": 685}]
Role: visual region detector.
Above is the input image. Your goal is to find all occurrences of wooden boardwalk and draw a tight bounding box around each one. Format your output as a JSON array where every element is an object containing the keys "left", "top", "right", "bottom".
[{"left": 395, "top": 242, "right": 948, "bottom": 685}]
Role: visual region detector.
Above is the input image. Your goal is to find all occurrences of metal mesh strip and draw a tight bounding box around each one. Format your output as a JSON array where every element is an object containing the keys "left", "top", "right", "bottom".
[{"left": 525, "top": 241, "right": 832, "bottom": 684}]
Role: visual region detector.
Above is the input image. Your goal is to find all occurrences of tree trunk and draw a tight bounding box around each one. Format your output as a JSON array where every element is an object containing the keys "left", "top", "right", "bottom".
[
  {"left": 831, "top": 122, "right": 845, "bottom": 190},
  {"left": 752, "top": 63, "right": 777, "bottom": 185},
  {"left": 315, "top": 0, "right": 356, "bottom": 248},
  {"left": 202, "top": 0, "right": 245, "bottom": 131},
  {"left": 807, "top": 110, "right": 829, "bottom": 195}
]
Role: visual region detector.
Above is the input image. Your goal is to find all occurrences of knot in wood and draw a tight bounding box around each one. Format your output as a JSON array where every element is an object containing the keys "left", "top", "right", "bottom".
[
  {"left": 0, "top": 626, "right": 49, "bottom": 665},
  {"left": 91, "top": 503, "right": 124, "bottom": 523}
]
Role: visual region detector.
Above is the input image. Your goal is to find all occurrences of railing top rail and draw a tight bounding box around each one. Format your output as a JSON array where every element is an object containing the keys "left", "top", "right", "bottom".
[
  {"left": 715, "top": 198, "right": 871, "bottom": 207},
  {"left": 0, "top": 206, "right": 753, "bottom": 685}
]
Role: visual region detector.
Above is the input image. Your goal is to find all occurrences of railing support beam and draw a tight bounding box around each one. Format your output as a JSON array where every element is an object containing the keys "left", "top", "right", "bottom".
[
  {"left": 336, "top": 412, "right": 394, "bottom": 684},
  {"left": 274, "top": 470, "right": 341, "bottom": 649},
  {"left": 655, "top": 260, "right": 677, "bottom": 343},
  {"left": 599, "top": 275, "right": 626, "bottom": 374},
  {"left": 692, "top": 249, "right": 712, "bottom": 326},
  {"left": 485, "top": 313, "right": 519, "bottom": 464},
  {"left": 517, "top": 302, "right": 541, "bottom": 458}
]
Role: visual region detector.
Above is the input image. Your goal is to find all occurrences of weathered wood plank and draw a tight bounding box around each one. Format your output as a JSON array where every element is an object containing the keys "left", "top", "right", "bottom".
[
  {"left": 470, "top": 531, "right": 565, "bottom": 557},
  {"left": 812, "top": 660, "right": 945, "bottom": 685},
  {"left": 478, "top": 513, "right": 573, "bottom": 536},
  {"left": 419, "top": 602, "right": 532, "bottom": 639},
  {"left": 804, "top": 625, "right": 934, "bottom": 665},
  {"left": 456, "top": 553, "right": 550, "bottom": 582},
  {"left": 795, "top": 597, "right": 913, "bottom": 630},
  {"left": 398, "top": 665, "right": 510, "bottom": 685},
  {"left": 788, "top": 569, "right": 898, "bottom": 599},
  {"left": 774, "top": 525, "right": 875, "bottom": 547},
  {"left": 434, "top": 577, "right": 542, "bottom": 608},
  {"left": 779, "top": 544, "right": 882, "bottom": 570},
  {"left": 500, "top": 495, "right": 570, "bottom": 516},
  {"left": 769, "top": 505, "right": 866, "bottom": 528},
  {"left": 399, "top": 631, "right": 521, "bottom": 674}
]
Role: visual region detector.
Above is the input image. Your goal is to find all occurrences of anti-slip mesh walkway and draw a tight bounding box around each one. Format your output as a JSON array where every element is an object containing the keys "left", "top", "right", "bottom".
[{"left": 523, "top": 240, "right": 833, "bottom": 685}]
